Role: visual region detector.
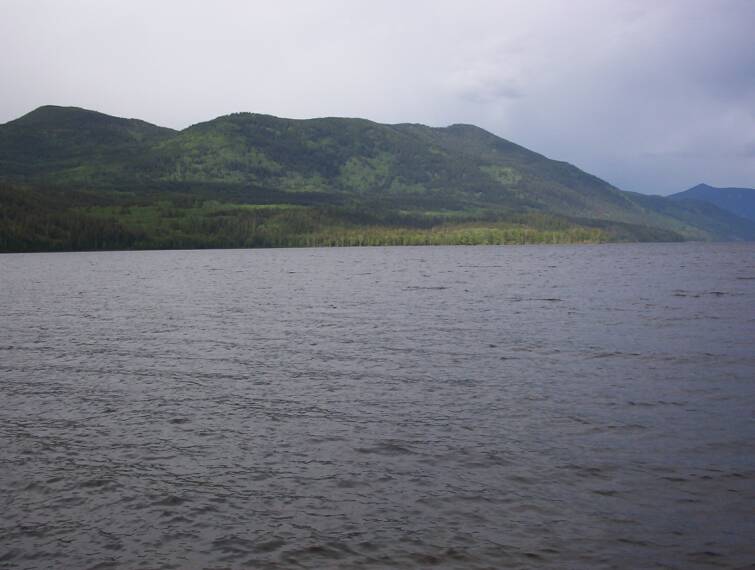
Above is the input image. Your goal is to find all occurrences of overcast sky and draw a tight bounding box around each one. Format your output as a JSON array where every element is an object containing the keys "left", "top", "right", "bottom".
[{"left": 1, "top": 0, "right": 753, "bottom": 194}]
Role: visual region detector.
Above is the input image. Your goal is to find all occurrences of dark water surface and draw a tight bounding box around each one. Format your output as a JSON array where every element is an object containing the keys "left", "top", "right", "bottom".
[{"left": 1, "top": 243, "right": 754, "bottom": 569}]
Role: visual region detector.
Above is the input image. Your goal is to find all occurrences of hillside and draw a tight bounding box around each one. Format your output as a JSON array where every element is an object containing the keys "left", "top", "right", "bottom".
[
  {"left": 1, "top": 106, "right": 754, "bottom": 252},
  {"left": 669, "top": 184, "right": 755, "bottom": 223}
]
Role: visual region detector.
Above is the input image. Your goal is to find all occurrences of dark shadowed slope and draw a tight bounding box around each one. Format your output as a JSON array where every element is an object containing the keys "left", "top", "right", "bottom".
[{"left": 0, "top": 106, "right": 175, "bottom": 182}]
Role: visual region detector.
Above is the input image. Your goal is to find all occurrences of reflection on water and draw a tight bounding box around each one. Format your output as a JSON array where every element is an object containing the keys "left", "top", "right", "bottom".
[{"left": 1, "top": 243, "right": 753, "bottom": 569}]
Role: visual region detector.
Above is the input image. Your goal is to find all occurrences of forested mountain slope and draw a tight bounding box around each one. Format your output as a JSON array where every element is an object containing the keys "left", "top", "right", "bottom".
[{"left": 1, "top": 106, "right": 754, "bottom": 252}]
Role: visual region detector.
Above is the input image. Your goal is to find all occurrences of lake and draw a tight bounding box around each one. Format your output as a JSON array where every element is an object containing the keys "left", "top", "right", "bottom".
[{"left": 1, "top": 243, "right": 753, "bottom": 569}]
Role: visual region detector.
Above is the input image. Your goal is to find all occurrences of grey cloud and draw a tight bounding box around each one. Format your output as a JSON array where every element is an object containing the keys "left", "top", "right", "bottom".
[
  {"left": 450, "top": 72, "right": 525, "bottom": 103},
  {"left": 740, "top": 141, "right": 755, "bottom": 159},
  {"left": 463, "top": 82, "right": 524, "bottom": 102}
]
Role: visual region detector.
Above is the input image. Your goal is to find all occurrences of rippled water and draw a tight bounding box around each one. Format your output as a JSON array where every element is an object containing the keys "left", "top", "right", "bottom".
[{"left": 1, "top": 243, "right": 754, "bottom": 569}]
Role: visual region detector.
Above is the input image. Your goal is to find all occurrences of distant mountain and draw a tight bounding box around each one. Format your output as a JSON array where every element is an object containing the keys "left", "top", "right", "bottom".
[
  {"left": 669, "top": 183, "right": 755, "bottom": 223},
  {"left": 1, "top": 106, "right": 755, "bottom": 252}
]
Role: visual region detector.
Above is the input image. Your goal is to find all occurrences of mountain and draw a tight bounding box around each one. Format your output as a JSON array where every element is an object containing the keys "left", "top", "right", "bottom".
[
  {"left": 1, "top": 106, "right": 754, "bottom": 252},
  {"left": 629, "top": 191, "right": 755, "bottom": 242},
  {"left": 669, "top": 183, "right": 755, "bottom": 223}
]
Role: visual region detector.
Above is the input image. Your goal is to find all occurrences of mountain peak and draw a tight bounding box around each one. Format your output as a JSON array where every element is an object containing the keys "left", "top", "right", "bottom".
[
  {"left": 443, "top": 123, "right": 498, "bottom": 137},
  {"left": 669, "top": 183, "right": 755, "bottom": 224},
  {"left": 689, "top": 183, "right": 715, "bottom": 191},
  {"left": 446, "top": 123, "right": 484, "bottom": 130},
  {"left": 11, "top": 105, "right": 107, "bottom": 125},
  {"left": 6, "top": 105, "right": 174, "bottom": 136}
]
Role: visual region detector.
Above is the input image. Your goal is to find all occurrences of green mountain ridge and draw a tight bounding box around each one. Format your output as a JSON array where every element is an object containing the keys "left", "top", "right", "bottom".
[{"left": 1, "top": 105, "right": 754, "bottom": 252}]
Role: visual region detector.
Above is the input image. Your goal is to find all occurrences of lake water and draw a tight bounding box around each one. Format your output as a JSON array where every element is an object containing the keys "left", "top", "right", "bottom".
[{"left": 1, "top": 243, "right": 754, "bottom": 569}]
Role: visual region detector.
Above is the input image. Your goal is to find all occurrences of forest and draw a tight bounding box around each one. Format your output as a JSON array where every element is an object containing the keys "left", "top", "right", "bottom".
[
  {"left": 1, "top": 105, "right": 752, "bottom": 252},
  {"left": 3, "top": 182, "right": 645, "bottom": 252}
]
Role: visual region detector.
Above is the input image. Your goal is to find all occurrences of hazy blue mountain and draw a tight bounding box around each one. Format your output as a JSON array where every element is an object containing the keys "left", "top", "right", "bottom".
[
  {"left": 630, "top": 191, "right": 755, "bottom": 242},
  {"left": 669, "top": 183, "right": 755, "bottom": 223}
]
